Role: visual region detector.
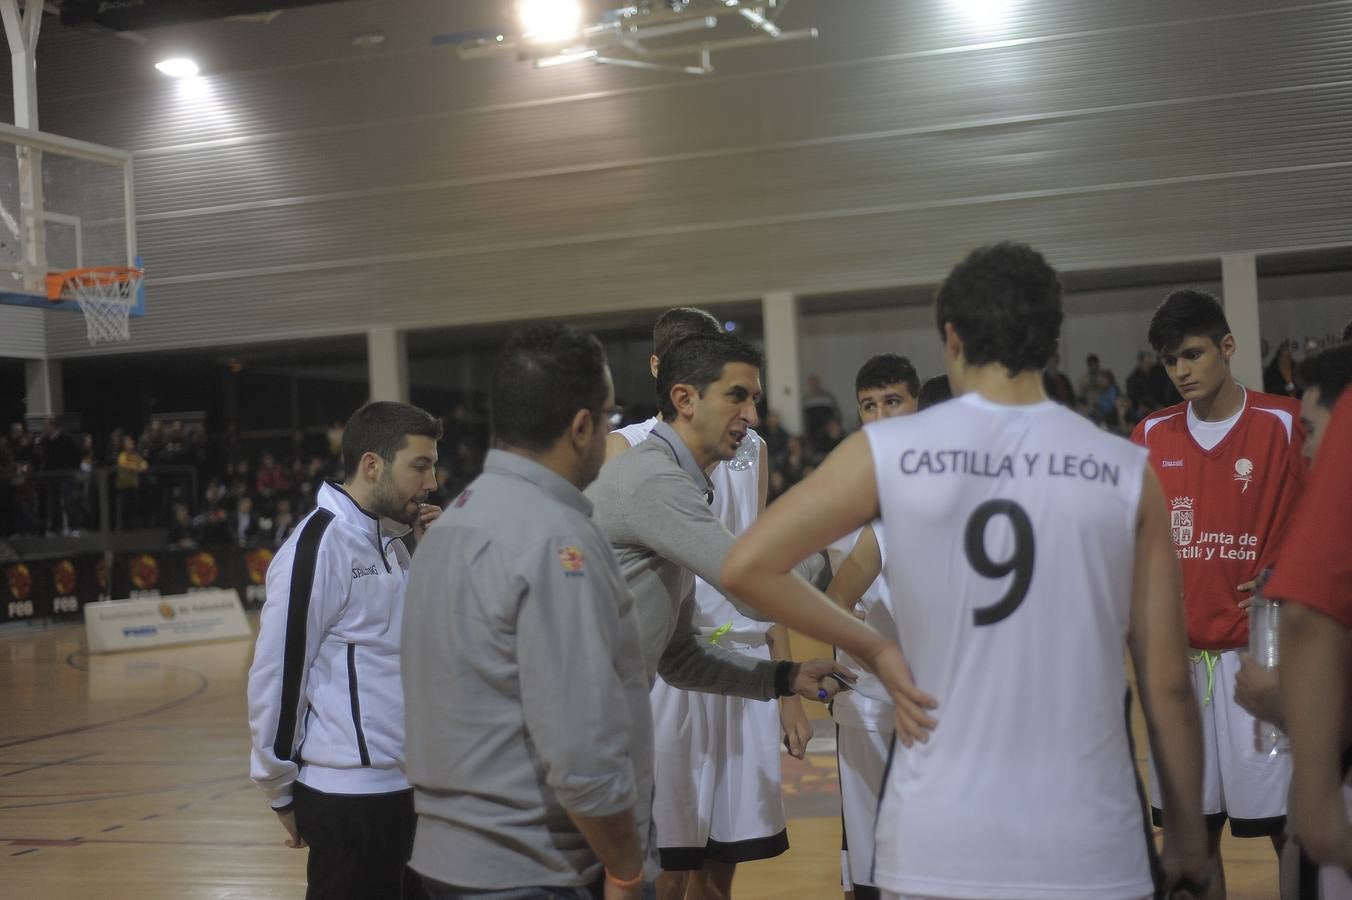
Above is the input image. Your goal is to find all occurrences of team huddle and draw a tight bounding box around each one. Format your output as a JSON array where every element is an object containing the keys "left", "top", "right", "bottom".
[{"left": 245, "top": 241, "right": 1352, "bottom": 900}]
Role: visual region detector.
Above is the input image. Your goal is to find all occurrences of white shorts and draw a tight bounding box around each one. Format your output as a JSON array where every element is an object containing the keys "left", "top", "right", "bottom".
[
  {"left": 1282, "top": 782, "right": 1352, "bottom": 900},
  {"left": 1148, "top": 648, "right": 1290, "bottom": 836},
  {"left": 838, "top": 722, "right": 892, "bottom": 890},
  {"left": 650, "top": 642, "right": 788, "bottom": 870}
]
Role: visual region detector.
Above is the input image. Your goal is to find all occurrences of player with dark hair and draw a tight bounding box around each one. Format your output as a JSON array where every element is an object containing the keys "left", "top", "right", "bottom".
[
  {"left": 1266, "top": 342, "right": 1352, "bottom": 895},
  {"left": 854, "top": 354, "right": 920, "bottom": 421},
  {"left": 248, "top": 400, "right": 442, "bottom": 899},
  {"left": 1133, "top": 287, "right": 1308, "bottom": 898},
  {"left": 607, "top": 307, "right": 723, "bottom": 461},
  {"left": 829, "top": 351, "right": 923, "bottom": 899},
  {"left": 589, "top": 329, "right": 848, "bottom": 898},
  {"left": 917, "top": 374, "right": 953, "bottom": 411},
  {"left": 402, "top": 325, "right": 651, "bottom": 898},
  {"left": 725, "top": 241, "right": 1209, "bottom": 899},
  {"left": 606, "top": 310, "right": 816, "bottom": 898}
]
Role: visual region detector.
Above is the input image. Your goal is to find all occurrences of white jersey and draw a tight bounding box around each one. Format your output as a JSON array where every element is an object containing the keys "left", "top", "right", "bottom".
[
  {"left": 865, "top": 394, "right": 1153, "bottom": 899},
  {"left": 832, "top": 521, "right": 895, "bottom": 732},
  {"left": 613, "top": 418, "right": 768, "bottom": 640}
]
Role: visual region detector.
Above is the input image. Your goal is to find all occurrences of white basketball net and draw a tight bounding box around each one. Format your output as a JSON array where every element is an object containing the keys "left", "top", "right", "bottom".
[{"left": 61, "top": 270, "right": 142, "bottom": 345}]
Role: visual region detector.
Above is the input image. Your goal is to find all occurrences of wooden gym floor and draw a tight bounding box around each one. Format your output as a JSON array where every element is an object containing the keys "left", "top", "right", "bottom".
[{"left": 0, "top": 622, "right": 1278, "bottom": 899}]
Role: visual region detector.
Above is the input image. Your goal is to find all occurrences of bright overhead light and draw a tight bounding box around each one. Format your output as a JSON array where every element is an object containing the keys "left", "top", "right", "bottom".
[
  {"left": 518, "top": 0, "right": 583, "bottom": 43},
  {"left": 534, "top": 49, "right": 598, "bottom": 69},
  {"left": 155, "top": 57, "right": 199, "bottom": 78},
  {"left": 951, "top": 0, "right": 1013, "bottom": 25}
]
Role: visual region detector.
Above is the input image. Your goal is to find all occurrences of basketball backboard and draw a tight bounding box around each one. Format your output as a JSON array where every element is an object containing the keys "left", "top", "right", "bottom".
[{"left": 0, "top": 121, "right": 143, "bottom": 341}]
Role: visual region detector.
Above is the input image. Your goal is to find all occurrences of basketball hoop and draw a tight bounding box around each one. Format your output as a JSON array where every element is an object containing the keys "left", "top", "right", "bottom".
[{"left": 46, "top": 266, "right": 143, "bottom": 345}]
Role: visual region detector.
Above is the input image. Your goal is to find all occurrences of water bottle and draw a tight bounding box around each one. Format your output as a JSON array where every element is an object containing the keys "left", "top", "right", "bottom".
[
  {"left": 726, "top": 430, "right": 758, "bottom": 472},
  {"left": 1248, "top": 574, "right": 1284, "bottom": 756}
]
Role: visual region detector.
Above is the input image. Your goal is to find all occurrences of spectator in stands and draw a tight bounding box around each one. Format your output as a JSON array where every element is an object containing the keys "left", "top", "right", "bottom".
[
  {"left": 272, "top": 498, "right": 297, "bottom": 547},
  {"left": 0, "top": 433, "right": 14, "bottom": 535},
  {"left": 105, "top": 427, "right": 124, "bottom": 471},
  {"left": 325, "top": 420, "right": 344, "bottom": 459},
  {"left": 201, "top": 478, "right": 231, "bottom": 544},
  {"left": 802, "top": 373, "right": 841, "bottom": 441},
  {"left": 1263, "top": 344, "right": 1302, "bottom": 399},
  {"left": 1042, "top": 350, "right": 1075, "bottom": 407},
  {"left": 286, "top": 429, "right": 307, "bottom": 468},
  {"left": 115, "top": 435, "right": 149, "bottom": 529},
  {"left": 254, "top": 452, "right": 290, "bottom": 507},
  {"left": 1077, "top": 353, "right": 1121, "bottom": 427},
  {"left": 140, "top": 419, "right": 165, "bottom": 463},
  {"left": 761, "top": 411, "right": 790, "bottom": 469},
  {"left": 768, "top": 469, "right": 789, "bottom": 504},
  {"left": 38, "top": 418, "right": 80, "bottom": 535},
  {"left": 75, "top": 433, "right": 98, "bottom": 531},
  {"left": 160, "top": 420, "right": 187, "bottom": 466},
  {"left": 235, "top": 495, "right": 263, "bottom": 547},
  {"left": 168, "top": 501, "right": 200, "bottom": 549},
  {"left": 810, "top": 415, "right": 846, "bottom": 463},
  {"left": 1125, "top": 351, "right": 1169, "bottom": 424},
  {"left": 781, "top": 435, "right": 807, "bottom": 487}
]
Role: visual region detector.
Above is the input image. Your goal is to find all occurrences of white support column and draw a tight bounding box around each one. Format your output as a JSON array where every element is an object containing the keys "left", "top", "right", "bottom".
[
  {"left": 761, "top": 291, "right": 804, "bottom": 435},
  {"left": 1, "top": 0, "right": 46, "bottom": 294},
  {"left": 367, "top": 326, "right": 409, "bottom": 404},
  {"left": 24, "top": 357, "right": 61, "bottom": 417},
  {"left": 1221, "top": 253, "right": 1263, "bottom": 390}
]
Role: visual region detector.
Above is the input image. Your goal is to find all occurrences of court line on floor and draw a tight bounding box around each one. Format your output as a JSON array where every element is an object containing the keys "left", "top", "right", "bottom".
[
  {"left": 0, "top": 773, "right": 244, "bottom": 810},
  {"left": 1, "top": 835, "right": 281, "bottom": 849},
  {"left": 0, "top": 752, "right": 99, "bottom": 778},
  {"left": 0, "top": 653, "right": 210, "bottom": 751},
  {"left": 0, "top": 758, "right": 241, "bottom": 768}
]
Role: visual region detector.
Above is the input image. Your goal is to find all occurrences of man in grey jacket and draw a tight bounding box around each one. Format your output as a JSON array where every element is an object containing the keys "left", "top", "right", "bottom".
[
  {"left": 402, "top": 325, "right": 651, "bottom": 899},
  {"left": 586, "top": 332, "right": 850, "bottom": 706}
]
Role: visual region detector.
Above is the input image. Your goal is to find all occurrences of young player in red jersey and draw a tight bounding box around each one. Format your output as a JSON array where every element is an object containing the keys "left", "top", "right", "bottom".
[
  {"left": 1131, "top": 289, "right": 1308, "bottom": 899},
  {"left": 1263, "top": 343, "right": 1352, "bottom": 896}
]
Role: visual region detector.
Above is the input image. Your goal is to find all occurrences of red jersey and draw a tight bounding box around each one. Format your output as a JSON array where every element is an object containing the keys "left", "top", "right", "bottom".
[
  {"left": 1132, "top": 388, "right": 1307, "bottom": 649},
  {"left": 1267, "top": 389, "right": 1352, "bottom": 628}
]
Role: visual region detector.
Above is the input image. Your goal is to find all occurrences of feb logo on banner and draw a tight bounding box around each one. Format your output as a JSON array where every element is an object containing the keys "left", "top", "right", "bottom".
[
  {"left": 52, "top": 560, "right": 77, "bottom": 596},
  {"left": 50, "top": 559, "right": 81, "bottom": 615},
  {"left": 6, "top": 563, "right": 32, "bottom": 600},
  {"left": 242, "top": 548, "right": 274, "bottom": 608},
  {"left": 128, "top": 553, "right": 161, "bottom": 598},
  {"left": 186, "top": 552, "right": 220, "bottom": 589},
  {"left": 244, "top": 548, "right": 273, "bottom": 585}
]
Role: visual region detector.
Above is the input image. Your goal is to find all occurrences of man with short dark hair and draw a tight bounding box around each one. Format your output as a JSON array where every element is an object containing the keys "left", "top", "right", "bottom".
[
  {"left": 917, "top": 374, "right": 953, "bottom": 411},
  {"left": 853, "top": 354, "right": 919, "bottom": 423},
  {"left": 1132, "top": 287, "right": 1308, "bottom": 898},
  {"left": 1250, "top": 342, "right": 1352, "bottom": 895},
  {"left": 829, "top": 352, "right": 923, "bottom": 900},
  {"left": 585, "top": 332, "right": 852, "bottom": 784},
  {"left": 248, "top": 400, "right": 443, "bottom": 899},
  {"left": 725, "top": 241, "right": 1210, "bottom": 899},
  {"left": 402, "top": 325, "right": 650, "bottom": 898},
  {"left": 607, "top": 309, "right": 815, "bottom": 899}
]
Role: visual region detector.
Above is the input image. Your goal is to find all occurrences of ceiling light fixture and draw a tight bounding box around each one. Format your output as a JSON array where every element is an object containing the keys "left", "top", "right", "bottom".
[
  {"left": 533, "top": 48, "right": 599, "bottom": 68},
  {"left": 154, "top": 57, "right": 199, "bottom": 78},
  {"left": 518, "top": 0, "right": 583, "bottom": 43}
]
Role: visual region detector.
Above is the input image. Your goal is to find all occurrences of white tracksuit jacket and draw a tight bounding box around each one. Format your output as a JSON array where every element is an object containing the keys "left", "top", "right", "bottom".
[{"left": 247, "top": 481, "right": 413, "bottom": 809}]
